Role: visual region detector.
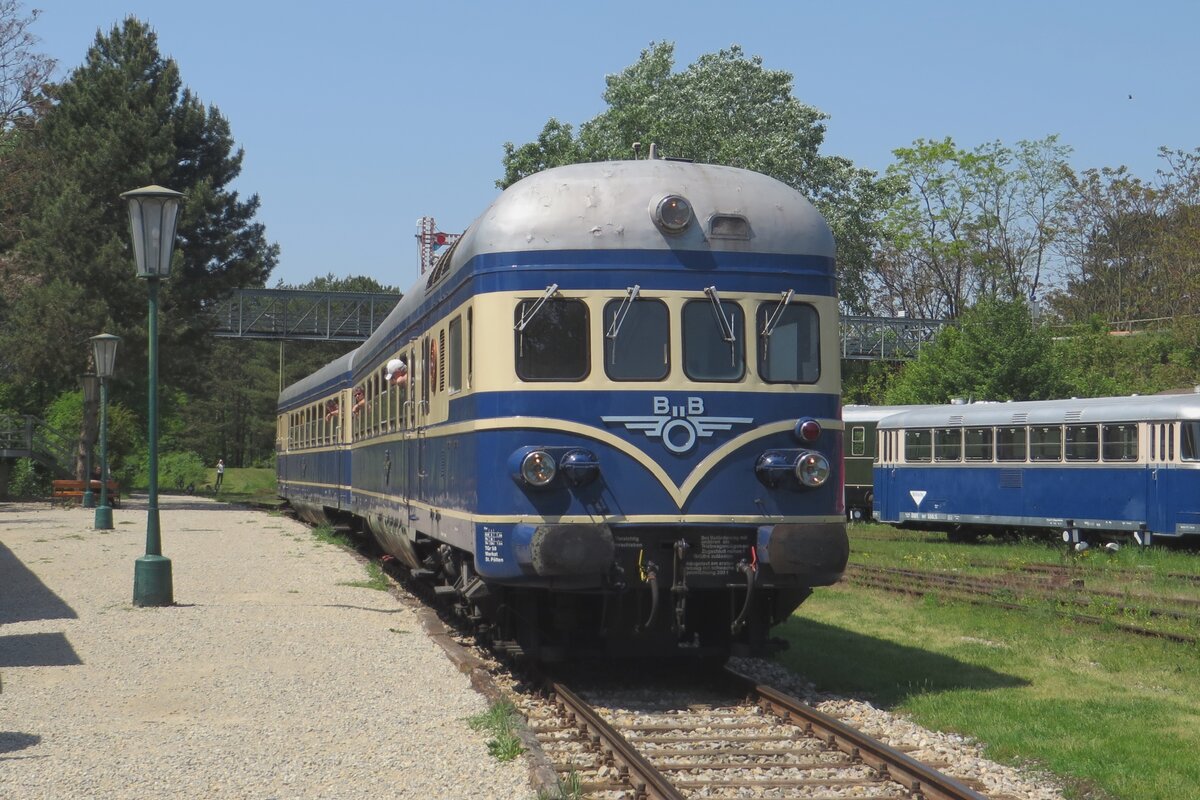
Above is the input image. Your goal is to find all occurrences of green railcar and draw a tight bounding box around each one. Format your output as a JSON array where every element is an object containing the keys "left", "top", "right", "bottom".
[{"left": 843, "top": 405, "right": 922, "bottom": 519}]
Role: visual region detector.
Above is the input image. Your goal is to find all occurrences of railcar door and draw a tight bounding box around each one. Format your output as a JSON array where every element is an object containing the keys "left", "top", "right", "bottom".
[
  {"left": 413, "top": 336, "right": 431, "bottom": 514},
  {"left": 397, "top": 347, "right": 414, "bottom": 512},
  {"left": 1148, "top": 422, "right": 1173, "bottom": 534},
  {"left": 876, "top": 427, "right": 896, "bottom": 521}
]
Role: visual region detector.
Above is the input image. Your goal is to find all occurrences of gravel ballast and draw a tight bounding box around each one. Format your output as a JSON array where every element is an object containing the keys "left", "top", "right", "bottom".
[{"left": 0, "top": 498, "right": 531, "bottom": 799}]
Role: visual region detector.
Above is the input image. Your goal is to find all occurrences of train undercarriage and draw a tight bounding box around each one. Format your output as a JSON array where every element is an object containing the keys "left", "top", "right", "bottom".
[{"left": 289, "top": 500, "right": 844, "bottom": 661}]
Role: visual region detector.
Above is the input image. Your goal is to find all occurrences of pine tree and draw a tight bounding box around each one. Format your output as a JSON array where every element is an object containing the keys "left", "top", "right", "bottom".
[{"left": 7, "top": 17, "right": 278, "bottom": 410}]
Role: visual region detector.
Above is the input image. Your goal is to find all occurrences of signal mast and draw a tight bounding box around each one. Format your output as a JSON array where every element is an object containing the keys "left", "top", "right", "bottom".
[{"left": 416, "top": 217, "right": 461, "bottom": 274}]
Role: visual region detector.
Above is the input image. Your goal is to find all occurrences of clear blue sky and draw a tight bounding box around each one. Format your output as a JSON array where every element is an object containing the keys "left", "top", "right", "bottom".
[{"left": 32, "top": 1, "right": 1198, "bottom": 292}]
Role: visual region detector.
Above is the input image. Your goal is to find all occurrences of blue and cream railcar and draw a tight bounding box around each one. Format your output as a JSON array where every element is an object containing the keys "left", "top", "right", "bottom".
[
  {"left": 277, "top": 350, "right": 354, "bottom": 515},
  {"left": 278, "top": 158, "right": 849, "bottom": 660},
  {"left": 874, "top": 395, "right": 1200, "bottom": 544}
]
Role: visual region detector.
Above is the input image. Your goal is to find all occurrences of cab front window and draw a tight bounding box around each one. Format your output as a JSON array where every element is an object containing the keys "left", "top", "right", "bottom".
[
  {"left": 683, "top": 300, "right": 744, "bottom": 381},
  {"left": 757, "top": 302, "right": 819, "bottom": 383},
  {"left": 603, "top": 298, "right": 669, "bottom": 381},
  {"left": 515, "top": 298, "right": 589, "bottom": 381}
]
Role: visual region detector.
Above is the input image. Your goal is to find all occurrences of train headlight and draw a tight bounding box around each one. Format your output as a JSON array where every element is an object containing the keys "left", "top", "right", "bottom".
[
  {"left": 755, "top": 451, "right": 793, "bottom": 488},
  {"left": 520, "top": 450, "right": 557, "bottom": 487},
  {"left": 794, "top": 451, "right": 830, "bottom": 488},
  {"left": 560, "top": 448, "right": 600, "bottom": 486},
  {"left": 653, "top": 194, "right": 692, "bottom": 234}
]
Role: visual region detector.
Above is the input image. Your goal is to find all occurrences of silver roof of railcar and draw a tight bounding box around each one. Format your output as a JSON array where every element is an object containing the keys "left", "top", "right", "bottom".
[
  {"left": 278, "top": 349, "right": 357, "bottom": 408},
  {"left": 454, "top": 158, "right": 834, "bottom": 267},
  {"left": 879, "top": 394, "right": 1200, "bottom": 429},
  {"left": 843, "top": 404, "right": 936, "bottom": 424}
]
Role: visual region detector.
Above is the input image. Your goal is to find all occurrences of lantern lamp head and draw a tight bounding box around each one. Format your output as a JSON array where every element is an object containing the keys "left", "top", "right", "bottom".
[
  {"left": 80, "top": 373, "right": 100, "bottom": 404},
  {"left": 121, "top": 185, "right": 184, "bottom": 279},
  {"left": 90, "top": 333, "right": 121, "bottom": 379}
]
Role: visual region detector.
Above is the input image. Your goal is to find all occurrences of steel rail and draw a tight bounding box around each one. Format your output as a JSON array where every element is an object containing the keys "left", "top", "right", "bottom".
[
  {"left": 728, "top": 670, "right": 988, "bottom": 800},
  {"left": 549, "top": 681, "right": 686, "bottom": 800},
  {"left": 849, "top": 565, "right": 1199, "bottom": 645},
  {"left": 855, "top": 563, "right": 1200, "bottom": 619}
]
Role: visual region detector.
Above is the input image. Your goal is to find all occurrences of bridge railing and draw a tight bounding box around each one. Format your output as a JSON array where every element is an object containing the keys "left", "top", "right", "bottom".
[
  {"left": 208, "top": 289, "right": 402, "bottom": 341},
  {"left": 0, "top": 414, "right": 75, "bottom": 477},
  {"left": 840, "top": 315, "right": 948, "bottom": 361}
]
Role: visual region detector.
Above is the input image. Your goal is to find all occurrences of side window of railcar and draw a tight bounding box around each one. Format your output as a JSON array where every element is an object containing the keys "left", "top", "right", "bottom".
[
  {"left": 603, "top": 298, "right": 669, "bottom": 381},
  {"left": 851, "top": 426, "right": 865, "bottom": 457},
  {"left": 466, "top": 309, "right": 473, "bottom": 389},
  {"left": 904, "top": 429, "right": 932, "bottom": 462},
  {"left": 682, "top": 300, "right": 745, "bottom": 381},
  {"left": 934, "top": 428, "right": 962, "bottom": 461},
  {"left": 1182, "top": 422, "right": 1200, "bottom": 461},
  {"left": 964, "top": 428, "right": 993, "bottom": 461},
  {"left": 448, "top": 316, "right": 463, "bottom": 393},
  {"left": 1065, "top": 425, "right": 1098, "bottom": 461},
  {"left": 515, "top": 298, "right": 589, "bottom": 381},
  {"left": 996, "top": 427, "right": 1027, "bottom": 462},
  {"left": 1030, "top": 425, "right": 1062, "bottom": 462},
  {"left": 756, "top": 302, "right": 819, "bottom": 383},
  {"left": 1102, "top": 423, "right": 1138, "bottom": 462}
]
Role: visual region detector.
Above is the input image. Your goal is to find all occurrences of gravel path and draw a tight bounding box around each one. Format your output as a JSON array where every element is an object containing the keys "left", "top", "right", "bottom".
[{"left": 0, "top": 498, "right": 531, "bottom": 799}]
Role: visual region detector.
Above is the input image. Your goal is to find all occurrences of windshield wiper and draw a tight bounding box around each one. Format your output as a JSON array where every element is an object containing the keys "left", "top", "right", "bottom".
[
  {"left": 605, "top": 284, "right": 641, "bottom": 340},
  {"left": 761, "top": 289, "right": 795, "bottom": 339},
  {"left": 514, "top": 283, "right": 559, "bottom": 332},
  {"left": 703, "top": 286, "right": 736, "bottom": 343}
]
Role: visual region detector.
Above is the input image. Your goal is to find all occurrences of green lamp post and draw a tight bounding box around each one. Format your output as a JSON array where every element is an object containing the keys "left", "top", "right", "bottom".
[
  {"left": 90, "top": 335, "right": 120, "bottom": 529},
  {"left": 123, "top": 184, "right": 184, "bottom": 607},
  {"left": 80, "top": 372, "right": 100, "bottom": 509}
]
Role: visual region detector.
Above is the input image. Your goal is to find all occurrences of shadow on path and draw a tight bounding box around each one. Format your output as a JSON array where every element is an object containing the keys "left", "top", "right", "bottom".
[
  {"left": 0, "top": 732, "right": 42, "bottom": 756},
  {"left": 0, "top": 632, "right": 81, "bottom": 668},
  {"left": 0, "top": 542, "right": 77, "bottom": 625}
]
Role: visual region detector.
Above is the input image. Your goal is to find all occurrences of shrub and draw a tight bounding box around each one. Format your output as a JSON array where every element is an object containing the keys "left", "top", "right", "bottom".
[
  {"left": 131, "top": 450, "right": 208, "bottom": 492},
  {"left": 9, "top": 458, "right": 49, "bottom": 498}
]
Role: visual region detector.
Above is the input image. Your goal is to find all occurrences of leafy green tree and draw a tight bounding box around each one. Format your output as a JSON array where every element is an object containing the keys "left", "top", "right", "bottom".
[
  {"left": 884, "top": 299, "right": 1061, "bottom": 404},
  {"left": 1051, "top": 165, "right": 1158, "bottom": 323},
  {"left": 281, "top": 272, "right": 401, "bottom": 295},
  {"left": 42, "top": 385, "right": 142, "bottom": 484},
  {"left": 1048, "top": 317, "right": 1143, "bottom": 397},
  {"left": 6, "top": 17, "right": 277, "bottom": 415},
  {"left": 497, "top": 43, "right": 898, "bottom": 313},
  {"left": 841, "top": 360, "right": 903, "bottom": 405},
  {"left": 874, "top": 136, "right": 1070, "bottom": 319}
]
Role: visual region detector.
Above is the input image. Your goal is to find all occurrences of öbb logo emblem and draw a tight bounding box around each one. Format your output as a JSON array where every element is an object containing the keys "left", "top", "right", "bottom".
[{"left": 602, "top": 396, "right": 753, "bottom": 454}]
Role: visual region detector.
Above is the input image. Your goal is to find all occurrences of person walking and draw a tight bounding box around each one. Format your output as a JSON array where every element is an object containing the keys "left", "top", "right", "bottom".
[{"left": 215, "top": 458, "right": 225, "bottom": 492}]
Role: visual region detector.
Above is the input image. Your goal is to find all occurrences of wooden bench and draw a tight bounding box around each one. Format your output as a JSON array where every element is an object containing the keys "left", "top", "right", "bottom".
[{"left": 51, "top": 479, "right": 121, "bottom": 507}]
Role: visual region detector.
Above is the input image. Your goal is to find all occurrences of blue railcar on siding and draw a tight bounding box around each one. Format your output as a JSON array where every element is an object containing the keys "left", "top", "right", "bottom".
[
  {"left": 277, "top": 158, "right": 849, "bottom": 660},
  {"left": 874, "top": 395, "right": 1200, "bottom": 545}
]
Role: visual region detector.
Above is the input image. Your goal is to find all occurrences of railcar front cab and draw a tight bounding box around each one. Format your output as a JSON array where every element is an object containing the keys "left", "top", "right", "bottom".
[{"left": 485, "top": 224, "right": 846, "bottom": 651}]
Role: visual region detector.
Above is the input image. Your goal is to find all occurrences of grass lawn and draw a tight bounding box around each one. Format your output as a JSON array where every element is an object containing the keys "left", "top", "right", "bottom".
[
  {"left": 205, "top": 466, "right": 281, "bottom": 507},
  {"left": 773, "top": 523, "right": 1200, "bottom": 800}
]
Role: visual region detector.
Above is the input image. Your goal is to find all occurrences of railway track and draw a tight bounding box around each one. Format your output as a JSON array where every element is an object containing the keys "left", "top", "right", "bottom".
[
  {"left": 525, "top": 667, "right": 991, "bottom": 800},
  {"left": 847, "top": 563, "right": 1199, "bottom": 645}
]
